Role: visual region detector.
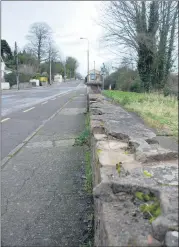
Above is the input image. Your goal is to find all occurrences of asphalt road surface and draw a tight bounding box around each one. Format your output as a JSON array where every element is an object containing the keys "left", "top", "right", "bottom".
[
  {"left": 1, "top": 81, "right": 85, "bottom": 160},
  {"left": 2, "top": 83, "right": 93, "bottom": 246}
]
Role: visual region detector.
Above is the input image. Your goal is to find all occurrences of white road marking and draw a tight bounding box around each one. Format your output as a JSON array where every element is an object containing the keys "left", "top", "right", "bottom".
[
  {"left": 51, "top": 98, "right": 56, "bottom": 100},
  {"left": 42, "top": 101, "right": 48, "bottom": 105},
  {"left": 23, "top": 107, "right": 35, "bottom": 113},
  {"left": 1, "top": 118, "right": 10, "bottom": 123},
  {"left": 2, "top": 89, "right": 73, "bottom": 117}
]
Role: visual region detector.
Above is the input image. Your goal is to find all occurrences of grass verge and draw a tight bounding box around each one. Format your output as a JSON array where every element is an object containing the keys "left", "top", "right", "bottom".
[
  {"left": 74, "top": 112, "right": 93, "bottom": 194},
  {"left": 103, "top": 90, "right": 178, "bottom": 138},
  {"left": 75, "top": 112, "right": 94, "bottom": 246},
  {"left": 84, "top": 112, "right": 93, "bottom": 194},
  {"left": 74, "top": 112, "right": 91, "bottom": 146},
  {"left": 84, "top": 150, "right": 92, "bottom": 194}
]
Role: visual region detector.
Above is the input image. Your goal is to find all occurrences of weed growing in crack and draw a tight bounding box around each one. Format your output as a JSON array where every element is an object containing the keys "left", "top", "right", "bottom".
[
  {"left": 116, "top": 162, "right": 122, "bottom": 174},
  {"left": 135, "top": 191, "right": 161, "bottom": 223},
  {"left": 78, "top": 112, "right": 94, "bottom": 246},
  {"left": 80, "top": 240, "right": 93, "bottom": 247},
  {"left": 143, "top": 170, "right": 153, "bottom": 178},
  {"left": 74, "top": 112, "right": 90, "bottom": 146},
  {"left": 74, "top": 129, "right": 90, "bottom": 146}
]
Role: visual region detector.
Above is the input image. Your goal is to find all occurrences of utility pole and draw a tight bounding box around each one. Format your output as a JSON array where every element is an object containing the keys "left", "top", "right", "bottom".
[
  {"left": 102, "top": 74, "right": 104, "bottom": 90},
  {"left": 94, "top": 61, "right": 95, "bottom": 81},
  {"left": 64, "top": 62, "right": 66, "bottom": 82},
  {"left": 15, "top": 42, "right": 19, "bottom": 90},
  {"left": 87, "top": 41, "right": 89, "bottom": 82},
  {"left": 101, "top": 63, "right": 105, "bottom": 90},
  {"left": 80, "top": 37, "right": 89, "bottom": 82},
  {"left": 64, "top": 63, "right": 66, "bottom": 82},
  {"left": 49, "top": 49, "right": 52, "bottom": 85}
]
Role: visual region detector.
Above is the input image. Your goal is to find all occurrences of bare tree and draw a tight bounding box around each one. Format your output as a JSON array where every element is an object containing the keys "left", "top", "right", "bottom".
[
  {"left": 98, "top": 1, "right": 178, "bottom": 92},
  {"left": 26, "top": 22, "right": 52, "bottom": 72},
  {"left": 47, "top": 39, "right": 61, "bottom": 81},
  {"left": 47, "top": 39, "right": 61, "bottom": 63},
  {"left": 18, "top": 64, "right": 37, "bottom": 76}
]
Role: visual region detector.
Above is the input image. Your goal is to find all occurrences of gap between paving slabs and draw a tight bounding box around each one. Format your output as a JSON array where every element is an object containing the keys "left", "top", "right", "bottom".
[{"left": 88, "top": 93, "right": 178, "bottom": 247}]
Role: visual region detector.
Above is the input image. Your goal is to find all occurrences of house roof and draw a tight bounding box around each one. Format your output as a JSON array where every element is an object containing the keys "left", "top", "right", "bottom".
[{"left": 89, "top": 69, "right": 100, "bottom": 74}]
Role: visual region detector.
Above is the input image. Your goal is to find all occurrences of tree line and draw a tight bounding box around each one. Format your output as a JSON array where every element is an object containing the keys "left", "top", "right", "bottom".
[
  {"left": 99, "top": 1, "right": 178, "bottom": 94},
  {"left": 1, "top": 22, "right": 81, "bottom": 85}
]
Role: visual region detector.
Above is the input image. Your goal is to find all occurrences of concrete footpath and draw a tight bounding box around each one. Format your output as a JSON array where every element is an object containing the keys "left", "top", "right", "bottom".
[
  {"left": 88, "top": 92, "right": 178, "bottom": 247},
  {"left": 1, "top": 87, "right": 93, "bottom": 246}
]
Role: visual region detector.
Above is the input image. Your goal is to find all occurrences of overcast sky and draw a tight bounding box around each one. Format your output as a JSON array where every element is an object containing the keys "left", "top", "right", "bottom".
[{"left": 2, "top": 1, "right": 117, "bottom": 76}]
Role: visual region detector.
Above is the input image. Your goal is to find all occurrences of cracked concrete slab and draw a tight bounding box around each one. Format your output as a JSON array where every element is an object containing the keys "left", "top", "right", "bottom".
[
  {"left": 59, "top": 108, "right": 86, "bottom": 115},
  {"left": 25, "top": 139, "right": 75, "bottom": 148}
]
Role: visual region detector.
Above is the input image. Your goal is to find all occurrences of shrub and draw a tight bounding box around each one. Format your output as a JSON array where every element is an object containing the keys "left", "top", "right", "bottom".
[
  {"left": 163, "top": 86, "right": 171, "bottom": 97},
  {"left": 19, "top": 73, "right": 32, "bottom": 83},
  {"left": 120, "top": 96, "right": 131, "bottom": 105},
  {"left": 130, "top": 78, "right": 142, "bottom": 93},
  {"left": 4, "top": 72, "right": 17, "bottom": 86},
  {"left": 32, "top": 73, "right": 41, "bottom": 79},
  {"left": 4, "top": 72, "right": 32, "bottom": 86}
]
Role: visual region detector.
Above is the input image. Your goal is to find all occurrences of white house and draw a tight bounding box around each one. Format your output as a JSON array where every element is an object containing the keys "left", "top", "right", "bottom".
[
  {"left": 54, "top": 74, "right": 63, "bottom": 83},
  {"left": 1, "top": 57, "right": 6, "bottom": 82},
  {"left": 1, "top": 57, "right": 12, "bottom": 81},
  {"left": 1, "top": 57, "right": 12, "bottom": 89}
]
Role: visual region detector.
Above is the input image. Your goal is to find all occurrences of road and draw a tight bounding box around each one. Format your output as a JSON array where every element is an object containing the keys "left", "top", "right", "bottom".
[
  {"left": 1, "top": 81, "right": 84, "bottom": 160},
  {"left": 2, "top": 82, "right": 93, "bottom": 246}
]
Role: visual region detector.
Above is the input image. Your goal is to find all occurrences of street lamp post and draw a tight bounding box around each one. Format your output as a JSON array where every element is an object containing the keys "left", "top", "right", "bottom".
[
  {"left": 101, "top": 63, "right": 106, "bottom": 90},
  {"left": 15, "top": 42, "right": 19, "bottom": 90},
  {"left": 49, "top": 50, "right": 52, "bottom": 85},
  {"left": 80, "top": 37, "right": 89, "bottom": 83}
]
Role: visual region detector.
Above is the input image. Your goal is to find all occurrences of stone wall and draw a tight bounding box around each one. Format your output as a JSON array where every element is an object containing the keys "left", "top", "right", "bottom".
[
  {"left": 11, "top": 81, "right": 49, "bottom": 89},
  {"left": 87, "top": 88, "right": 178, "bottom": 246},
  {"left": 11, "top": 82, "right": 33, "bottom": 89}
]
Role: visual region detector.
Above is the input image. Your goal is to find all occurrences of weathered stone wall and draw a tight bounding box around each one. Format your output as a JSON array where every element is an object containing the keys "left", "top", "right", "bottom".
[
  {"left": 11, "top": 81, "right": 48, "bottom": 89},
  {"left": 11, "top": 82, "right": 33, "bottom": 89},
  {"left": 87, "top": 89, "right": 178, "bottom": 247}
]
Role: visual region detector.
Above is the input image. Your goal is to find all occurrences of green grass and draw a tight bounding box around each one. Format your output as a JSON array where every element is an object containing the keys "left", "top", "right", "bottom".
[
  {"left": 80, "top": 240, "right": 93, "bottom": 247},
  {"left": 135, "top": 191, "right": 161, "bottom": 223},
  {"left": 84, "top": 113, "right": 93, "bottom": 194},
  {"left": 135, "top": 192, "right": 156, "bottom": 202},
  {"left": 74, "top": 129, "right": 90, "bottom": 146},
  {"left": 74, "top": 112, "right": 92, "bottom": 194},
  {"left": 74, "top": 112, "right": 91, "bottom": 146},
  {"left": 103, "top": 90, "right": 178, "bottom": 138},
  {"left": 116, "top": 162, "right": 122, "bottom": 174},
  {"left": 76, "top": 112, "right": 94, "bottom": 245},
  {"left": 140, "top": 201, "right": 161, "bottom": 223},
  {"left": 143, "top": 170, "right": 153, "bottom": 178}
]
